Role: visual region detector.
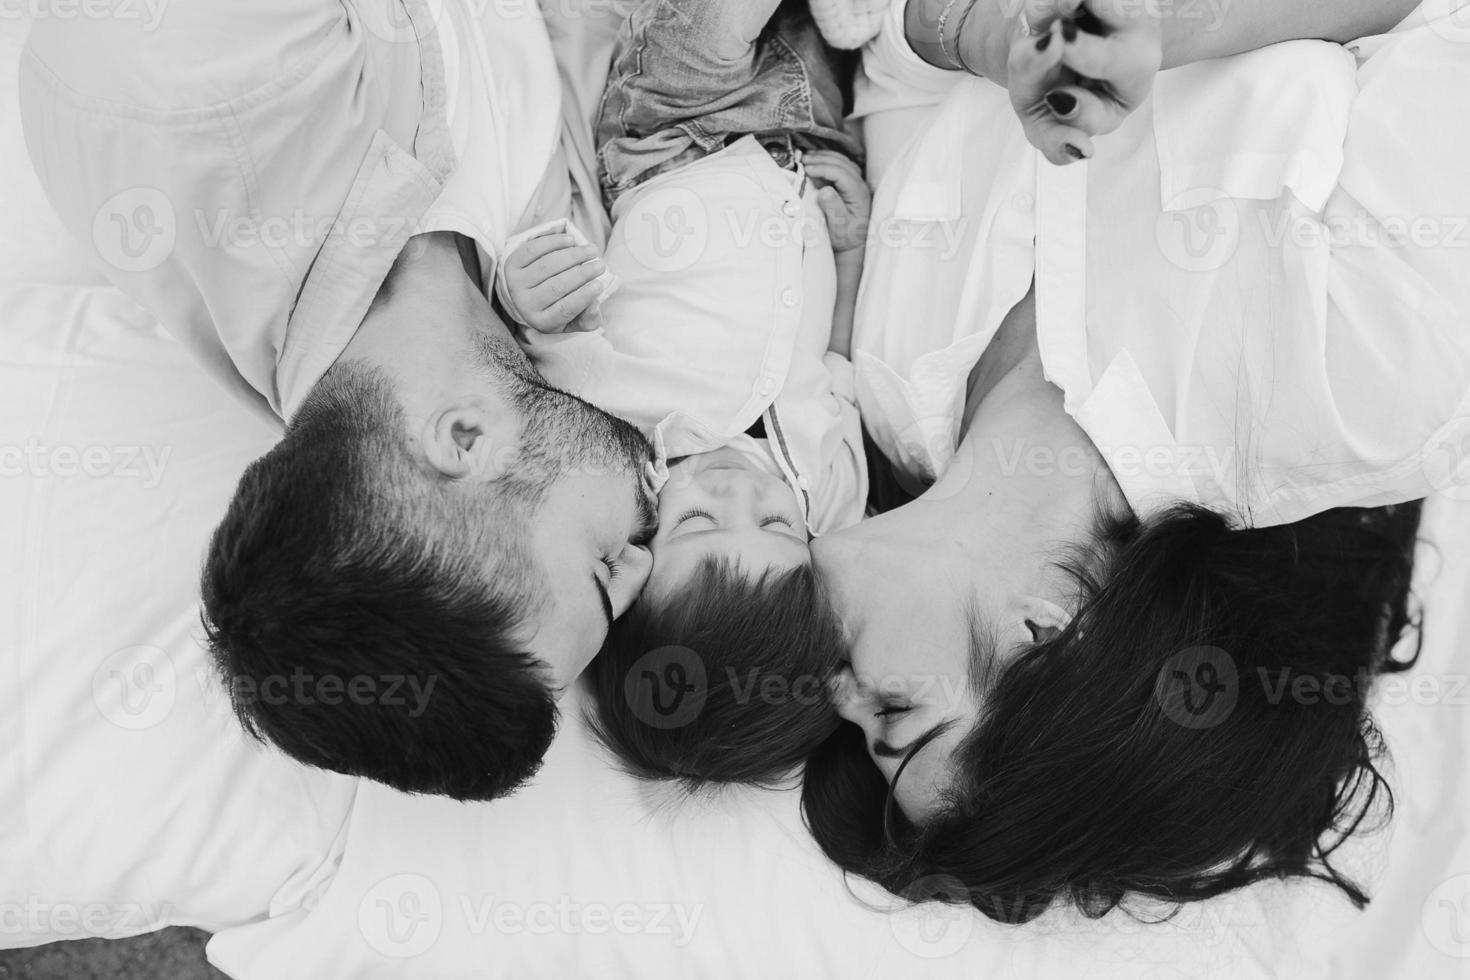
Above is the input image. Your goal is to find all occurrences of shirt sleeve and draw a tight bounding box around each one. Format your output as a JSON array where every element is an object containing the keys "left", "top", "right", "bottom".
[
  {"left": 853, "top": 0, "right": 967, "bottom": 120},
  {"left": 854, "top": 0, "right": 976, "bottom": 189},
  {"left": 1318, "top": 9, "right": 1470, "bottom": 507},
  {"left": 16, "top": 2, "right": 422, "bottom": 425}
]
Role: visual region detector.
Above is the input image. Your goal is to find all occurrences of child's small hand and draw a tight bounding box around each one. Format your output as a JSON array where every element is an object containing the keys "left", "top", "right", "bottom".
[
  {"left": 502, "top": 231, "right": 609, "bottom": 333},
  {"left": 803, "top": 151, "right": 871, "bottom": 254}
]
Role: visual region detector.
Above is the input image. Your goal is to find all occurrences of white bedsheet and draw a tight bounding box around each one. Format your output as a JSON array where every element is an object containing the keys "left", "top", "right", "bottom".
[
  {"left": 198, "top": 496, "right": 1470, "bottom": 979},
  {"left": 0, "top": 17, "right": 358, "bottom": 948},
  {"left": 2, "top": 9, "right": 1467, "bottom": 980}
]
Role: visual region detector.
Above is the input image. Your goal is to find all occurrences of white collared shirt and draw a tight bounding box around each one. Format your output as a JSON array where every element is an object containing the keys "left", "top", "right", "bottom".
[
  {"left": 20, "top": 0, "right": 597, "bottom": 425},
  {"left": 850, "top": 0, "right": 1470, "bottom": 527},
  {"left": 524, "top": 137, "right": 869, "bottom": 535}
]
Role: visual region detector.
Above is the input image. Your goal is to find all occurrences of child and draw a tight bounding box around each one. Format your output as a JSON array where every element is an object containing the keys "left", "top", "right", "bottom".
[{"left": 497, "top": 0, "right": 871, "bottom": 788}]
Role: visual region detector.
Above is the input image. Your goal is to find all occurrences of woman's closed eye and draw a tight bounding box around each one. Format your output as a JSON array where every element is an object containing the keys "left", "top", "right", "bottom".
[
  {"left": 875, "top": 701, "right": 911, "bottom": 719},
  {"left": 760, "top": 515, "right": 794, "bottom": 529}
]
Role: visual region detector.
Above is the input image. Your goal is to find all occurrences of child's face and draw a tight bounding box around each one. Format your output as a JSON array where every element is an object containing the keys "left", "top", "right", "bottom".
[{"left": 646, "top": 446, "right": 810, "bottom": 596}]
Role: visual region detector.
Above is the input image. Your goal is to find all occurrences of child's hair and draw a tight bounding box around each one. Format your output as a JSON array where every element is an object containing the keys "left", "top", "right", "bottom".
[{"left": 587, "top": 556, "right": 846, "bottom": 790}]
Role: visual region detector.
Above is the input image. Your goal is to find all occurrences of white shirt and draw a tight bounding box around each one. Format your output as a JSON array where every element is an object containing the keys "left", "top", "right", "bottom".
[
  {"left": 524, "top": 137, "right": 869, "bottom": 535},
  {"left": 421, "top": 0, "right": 608, "bottom": 302},
  {"left": 20, "top": 0, "right": 595, "bottom": 424},
  {"left": 850, "top": 0, "right": 1470, "bottom": 527}
]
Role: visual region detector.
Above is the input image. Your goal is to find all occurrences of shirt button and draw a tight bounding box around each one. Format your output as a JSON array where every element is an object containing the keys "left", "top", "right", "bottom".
[
  {"left": 759, "top": 378, "right": 776, "bottom": 396},
  {"left": 781, "top": 289, "right": 799, "bottom": 308},
  {"left": 782, "top": 200, "right": 800, "bottom": 218},
  {"left": 797, "top": 475, "right": 811, "bottom": 490}
]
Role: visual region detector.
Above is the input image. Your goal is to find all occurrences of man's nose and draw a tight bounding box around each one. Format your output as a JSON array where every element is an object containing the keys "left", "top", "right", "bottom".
[{"left": 624, "top": 543, "right": 654, "bottom": 592}]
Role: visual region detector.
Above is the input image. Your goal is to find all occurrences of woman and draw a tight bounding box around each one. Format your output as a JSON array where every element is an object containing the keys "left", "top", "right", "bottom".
[{"left": 803, "top": 0, "right": 1468, "bottom": 922}]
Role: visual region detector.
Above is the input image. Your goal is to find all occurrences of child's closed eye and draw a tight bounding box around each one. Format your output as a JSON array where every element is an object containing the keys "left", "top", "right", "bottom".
[{"left": 675, "top": 508, "right": 716, "bottom": 527}]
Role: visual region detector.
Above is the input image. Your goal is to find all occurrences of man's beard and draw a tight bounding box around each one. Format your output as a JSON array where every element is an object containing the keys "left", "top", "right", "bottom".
[{"left": 474, "top": 331, "right": 652, "bottom": 498}]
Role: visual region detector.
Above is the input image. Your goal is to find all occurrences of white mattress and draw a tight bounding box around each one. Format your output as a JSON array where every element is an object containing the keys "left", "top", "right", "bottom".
[{"left": 2, "top": 10, "right": 1468, "bottom": 980}]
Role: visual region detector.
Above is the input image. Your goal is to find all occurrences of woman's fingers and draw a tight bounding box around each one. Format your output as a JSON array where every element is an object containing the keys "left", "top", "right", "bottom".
[
  {"left": 1009, "top": 20, "right": 1096, "bottom": 165},
  {"left": 1043, "top": 84, "right": 1129, "bottom": 137},
  {"left": 1008, "top": 18, "right": 1067, "bottom": 93},
  {"left": 1068, "top": 0, "right": 1153, "bottom": 36},
  {"left": 1058, "top": 29, "right": 1160, "bottom": 101},
  {"left": 1004, "top": 0, "right": 1162, "bottom": 160}
]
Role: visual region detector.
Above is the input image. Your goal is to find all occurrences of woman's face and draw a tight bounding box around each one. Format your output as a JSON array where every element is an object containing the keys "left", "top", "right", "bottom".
[
  {"left": 813, "top": 365, "right": 1121, "bottom": 820},
  {"left": 817, "top": 499, "right": 993, "bottom": 819}
]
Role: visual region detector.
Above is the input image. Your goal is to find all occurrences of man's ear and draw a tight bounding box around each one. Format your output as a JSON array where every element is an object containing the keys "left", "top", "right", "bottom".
[
  {"left": 1013, "top": 595, "right": 1073, "bottom": 646},
  {"left": 419, "top": 399, "right": 521, "bottom": 483}
]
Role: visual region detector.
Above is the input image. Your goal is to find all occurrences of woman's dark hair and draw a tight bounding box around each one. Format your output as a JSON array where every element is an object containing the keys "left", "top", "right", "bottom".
[
  {"left": 802, "top": 498, "right": 1424, "bottom": 923},
  {"left": 588, "top": 557, "right": 846, "bottom": 790}
]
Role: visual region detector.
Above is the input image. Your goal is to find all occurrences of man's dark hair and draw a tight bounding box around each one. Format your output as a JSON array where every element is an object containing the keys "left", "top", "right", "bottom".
[
  {"left": 201, "top": 361, "right": 557, "bottom": 801},
  {"left": 803, "top": 499, "right": 1424, "bottom": 923},
  {"left": 588, "top": 557, "right": 845, "bottom": 790}
]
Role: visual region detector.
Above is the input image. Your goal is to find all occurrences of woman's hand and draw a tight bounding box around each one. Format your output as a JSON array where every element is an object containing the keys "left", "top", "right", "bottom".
[
  {"left": 1005, "top": 0, "right": 1162, "bottom": 165},
  {"left": 908, "top": 0, "right": 1162, "bottom": 165}
]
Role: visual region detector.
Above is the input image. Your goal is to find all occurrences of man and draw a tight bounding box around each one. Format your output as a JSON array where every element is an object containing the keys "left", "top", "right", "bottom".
[{"left": 19, "top": 0, "right": 657, "bottom": 800}]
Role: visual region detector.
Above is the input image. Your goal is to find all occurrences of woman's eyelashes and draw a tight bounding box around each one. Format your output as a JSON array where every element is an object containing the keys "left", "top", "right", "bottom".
[
  {"left": 602, "top": 554, "right": 626, "bottom": 580},
  {"left": 874, "top": 701, "right": 911, "bottom": 719}
]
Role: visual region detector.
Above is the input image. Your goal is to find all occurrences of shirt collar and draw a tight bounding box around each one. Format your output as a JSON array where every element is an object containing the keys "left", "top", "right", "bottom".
[{"left": 276, "top": 131, "right": 445, "bottom": 420}]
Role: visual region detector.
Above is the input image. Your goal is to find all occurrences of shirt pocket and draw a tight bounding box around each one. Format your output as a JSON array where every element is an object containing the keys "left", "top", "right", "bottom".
[{"left": 1152, "top": 41, "right": 1358, "bottom": 214}]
